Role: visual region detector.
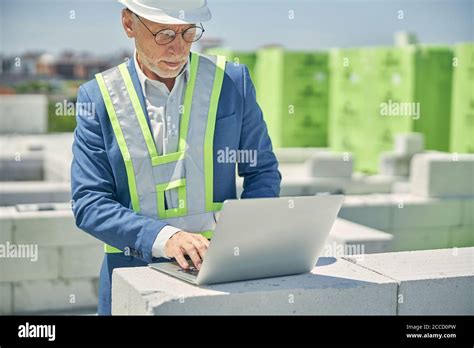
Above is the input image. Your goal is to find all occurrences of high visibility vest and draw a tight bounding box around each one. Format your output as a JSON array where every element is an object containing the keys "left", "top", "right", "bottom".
[{"left": 95, "top": 53, "right": 226, "bottom": 253}]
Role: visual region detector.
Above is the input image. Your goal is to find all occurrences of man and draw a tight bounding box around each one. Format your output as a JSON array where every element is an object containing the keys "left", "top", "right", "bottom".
[{"left": 71, "top": 0, "right": 281, "bottom": 315}]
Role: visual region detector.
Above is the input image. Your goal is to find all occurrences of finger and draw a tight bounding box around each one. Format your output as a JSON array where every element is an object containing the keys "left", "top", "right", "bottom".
[
  {"left": 182, "top": 242, "right": 202, "bottom": 269},
  {"left": 189, "top": 238, "right": 208, "bottom": 260},
  {"left": 173, "top": 249, "right": 189, "bottom": 269},
  {"left": 193, "top": 233, "right": 210, "bottom": 248}
]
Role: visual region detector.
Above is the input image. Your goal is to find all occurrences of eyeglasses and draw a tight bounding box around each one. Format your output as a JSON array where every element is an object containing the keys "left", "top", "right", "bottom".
[{"left": 134, "top": 13, "right": 205, "bottom": 45}]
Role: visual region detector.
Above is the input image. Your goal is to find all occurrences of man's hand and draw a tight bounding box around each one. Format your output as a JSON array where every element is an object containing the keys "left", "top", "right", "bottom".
[{"left": 165, "top": 231, "right": 210, "bottom": 270}]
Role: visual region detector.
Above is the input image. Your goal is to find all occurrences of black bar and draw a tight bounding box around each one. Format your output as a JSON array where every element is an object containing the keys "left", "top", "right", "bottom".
[{"left": 0, "top": 315, "right": 472, "bottom": 346}]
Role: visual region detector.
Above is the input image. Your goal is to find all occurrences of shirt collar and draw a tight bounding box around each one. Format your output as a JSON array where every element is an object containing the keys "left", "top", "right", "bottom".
[{"left": 133, "top": 49, "right": 190, "bottom": 95}]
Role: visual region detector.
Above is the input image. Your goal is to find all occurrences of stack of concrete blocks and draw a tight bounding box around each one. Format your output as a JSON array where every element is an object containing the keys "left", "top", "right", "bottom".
[
  {"left": 0, "top": 95, "right": 48, "bottom": 134},
  {"left": 0, "top": 151, "right": 44, "bottom": 181},
  {"left": 379, "top": 133, "right": 425, "bottom": 177},
  {"left": 237, "top": 146, "right": 413, "bottom": 197},
  {"left": 339, "top": 152, "right": 474, "bottom": 251},
  {"left": 409, "top": 152, "right": 474, "bottom": 248},
  {"left": 339, "top": 193, "right": 473, "bottom": 251},
  {"left": 0, "top": 206, "right": 103, "bottom": 314},
  {"left": 111, "top": 247, "right": 473, "bottom": 315},
  {"left": 0, "top": 134, "right": 73, "bottom": 183},
  {"left": 0, "top": 182, "right": 71, "bottom": 206},
  {"left": 345, "top": 173, "right": 405, "bottom": 195},
  {"left": 324, "top": 218, "right": 393, "bottom": 257}
]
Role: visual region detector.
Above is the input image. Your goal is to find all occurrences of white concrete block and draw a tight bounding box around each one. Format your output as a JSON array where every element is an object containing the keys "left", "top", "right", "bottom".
[
  {"left": 344, "top": 248, "right": 474, "bottom": 315},
  {"left": 13, "top": 278, "right": 99, "bottom": 313},
  {"left": 387, "top": 226, "right": 451, "bottom": 251},
  {"left": 391, "top": 196, "right": 463, "bottom": 229},
  {"left": 325, "top": 218, "right": 393, "bottom": 256},
  {"left": 279, "top": 177, "right": 349, "bottom": 196},
  {"left": 449, "top": 225, "right": 474, "bottom": 248},
  {"left": 0, "top": 95, "right": 48, "bottom": 134},
  {"left": 0, "top": 283, "right": 12, "bottom": 314},
  {"left": 346, "top": 174, "right": 398, "bottom": 194},
  {"left": 394, "top": 133, "right": 424, "bottom": 156},
  {"left": 0, "top": 246, "right": 59, "bottom": 282},
  {"left": 0, "top": 207, "right": 14, "bottom": 243},
  {"left": 60, "top": 244, "right": 104, "bottom": 278},
  {"left": 305, "top": 153, "right": 353, "bottom": 178},
  {"left": 44, "top": 154, "right": 72, "bottom": 182},
  {"left": 275, "top": 147, "right": 331, "bottom": 163},
  {"left": 379, "top": 152, "right": 410, "bottom": 177},
  {"left": 339, "top": 195, "right": 392, "bottom": 231},
  {"left": 392, "top": 181, "right": 411, "bottom": 194},
  {"left": 0, "top": 181, "right": 71, "bottom": 206},
  {"left": 410, "top": 153, "right": 474, "bottom": 198},
  {"left": 112, "top": 258, "right": 398, "bottom": 315},
  {"left": 461, "top": 199, "right": 474, "bottom": 226},
  {"left": 0, "top": 152, "right": 44, "bottom": 181},
  {"left": 9, "top": 209, "right": 99, "bottom": 246}
]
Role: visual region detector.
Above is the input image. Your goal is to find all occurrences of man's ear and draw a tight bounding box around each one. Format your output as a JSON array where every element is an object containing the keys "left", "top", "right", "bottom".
[{"left": 122, "top": 9, "right": 135, "bottom": 38}]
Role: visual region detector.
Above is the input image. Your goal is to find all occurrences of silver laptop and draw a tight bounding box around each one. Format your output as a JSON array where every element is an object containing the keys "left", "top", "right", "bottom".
[{"left": 149, "top": 195, "right": 344, "bottom": 285}]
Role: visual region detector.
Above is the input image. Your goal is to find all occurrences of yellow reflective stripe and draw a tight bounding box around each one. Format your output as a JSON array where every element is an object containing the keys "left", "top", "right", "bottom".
[
  {"left": 96, "top": 72, "right": 141, "bottom": 254},
  {"left": 156, "top": 178, "right": 187, "bottom": 218},
  {"left": 156, "top": 178, "right": 186, "bottom": 191},
  {"left": 104, "top": 244, "right": 122, "bottom": 253},
  {"left": 96, "top": 73, "right": 140, "bottom": 213},
  {"left": 205, "top": 55, "right": 226, "bottom": 212},
  {"left": 200, "top": 230, "right": 214, "bottom": 239},
  {"left": 178, "top": 53, "right": 200, "bottom": 153},
  {"left": 151, "top": 150, "right": 185, "bottom": 166},
  {"left": 118, "top": 63, "right": 158, "bottom": 160}
]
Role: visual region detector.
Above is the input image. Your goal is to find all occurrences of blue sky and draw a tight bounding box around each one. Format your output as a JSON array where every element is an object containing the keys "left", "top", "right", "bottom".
[{"left": 1, "top": 0, "right": 472, "bottom": 55}]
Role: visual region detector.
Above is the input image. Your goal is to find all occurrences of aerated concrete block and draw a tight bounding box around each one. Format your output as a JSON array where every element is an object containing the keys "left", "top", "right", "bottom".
[
  {"left": 0, "top": 181, "right": 71, "bottom": 206},
  {"left": 305, "top": 153, "right": 353, "bottom": 178},
  {"left": 60, "top": 244, "right": 104, "bottom": 279},
  {"left": 10, "top": 209, "right": 99, "bottom": 246},
  {"left": 112, "top": 258, "right": 397, "bottom": 315},
  {"left": 345, "top": 174, "right": 398, "bottom": 194},
  {"left": 461, "top": 199, "right": 474, "bottom": 226},
  {"left": 344, "top": 247, "right": 474, "bottom": 315},
  {"left": 395, "top": 133, "right": 424, "bottom": 156},
  {"left": 0, "top": 283, "right": 12, "bottom": 314},
  {"left": 0, "top": 95, "right": 48, "bottom": 134},
  {"left": 325, "top": 218, "right": 393, "bottom": 256},
  {"left": 0, "top": 153, "right": 44, "bottom": 181},
  {"left": 387, "top": 226, "right": 451, "bottom": 251},
  {"left": 390, "top": 195, "right": 463, "bottom": 229},
  {"left": 449, "top": 225, "right": 474, "bottom": 247},
  {"left": 410, "top": 153, "right": 474, "bottom": 198},
  {"left": 392, "top": 181, "right": 411, "bottom": 193},
  {"left": 274, "top": 148, "right": 331, "bottom": 163},
  {"left": 0, "top": 207, "right": 14, "bottom": 243},
  {"left": 44, "top": 154, "right": 72, "bottom": 182},
  {"left": 0, "top": 246, "right": 59, "bottom": 282},
  {"left": 379, "top": 152, "right": 410, "bottom": 176},
  {"left": 339, "top": 195, "right": 392, "bottom": 231},
  {"left": 13, "top": 278, "right": 99, "bottom": 313}
]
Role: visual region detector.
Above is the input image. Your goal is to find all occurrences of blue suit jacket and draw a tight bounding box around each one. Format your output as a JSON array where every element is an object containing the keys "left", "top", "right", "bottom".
[{"left": 71, "top": 53, "right": 281, "bottom": 264}]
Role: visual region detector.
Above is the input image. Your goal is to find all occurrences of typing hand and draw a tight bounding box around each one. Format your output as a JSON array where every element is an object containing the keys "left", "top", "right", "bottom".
[{"left": 165, "top": 231, "right": 209, "bottom": 270}]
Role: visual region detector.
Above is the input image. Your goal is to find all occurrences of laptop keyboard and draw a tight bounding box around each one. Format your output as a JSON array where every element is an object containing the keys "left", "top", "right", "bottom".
[{"left": 173, "top": 263, "right": 199, "bottom": 276}]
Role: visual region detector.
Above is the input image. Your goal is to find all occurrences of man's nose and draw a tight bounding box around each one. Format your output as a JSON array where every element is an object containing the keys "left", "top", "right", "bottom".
[{"left": 167, "top": 34, "right": 187, "bottom": 55}]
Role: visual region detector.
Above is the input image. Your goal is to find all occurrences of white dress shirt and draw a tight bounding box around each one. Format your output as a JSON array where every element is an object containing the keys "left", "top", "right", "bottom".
[{"left": 133, "top": 51, "right": 190, "bottom": 259}]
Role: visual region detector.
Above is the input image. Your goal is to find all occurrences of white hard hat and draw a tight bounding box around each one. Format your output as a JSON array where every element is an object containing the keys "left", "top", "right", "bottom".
[{"left": 118, "top": 0, "right": 212, "bottom": 24}]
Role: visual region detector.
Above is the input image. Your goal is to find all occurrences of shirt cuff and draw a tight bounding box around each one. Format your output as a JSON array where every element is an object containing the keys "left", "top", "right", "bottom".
[{"left": 152, "top": 225, "right": 182, "bottom": 259}]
